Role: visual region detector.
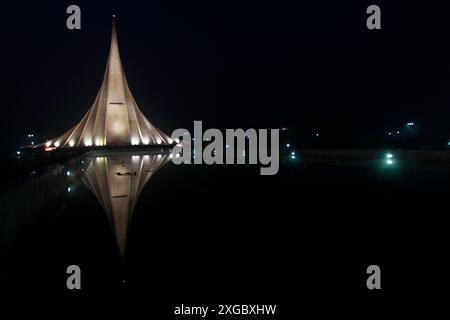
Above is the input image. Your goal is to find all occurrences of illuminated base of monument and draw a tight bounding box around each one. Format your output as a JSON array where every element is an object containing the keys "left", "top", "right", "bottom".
[{"left": 19, "top": 143, "right": 175, "bottom": 155}]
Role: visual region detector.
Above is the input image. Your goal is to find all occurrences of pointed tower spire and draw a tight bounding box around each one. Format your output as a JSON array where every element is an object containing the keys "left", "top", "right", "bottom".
[{"left": 42, "top": 19, "right": 171, "bottom": 148}]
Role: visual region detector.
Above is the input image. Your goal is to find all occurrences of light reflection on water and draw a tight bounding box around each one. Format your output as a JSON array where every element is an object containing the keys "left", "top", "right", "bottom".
[
  {"left": 0, "top": 152, "right": 171, "bottom": 261},
  {"left": 2, "top": 151, "right": 450, "bottom": 296},
  {"left": 82, "top": 152, "right": 170, "bottom": 260}
]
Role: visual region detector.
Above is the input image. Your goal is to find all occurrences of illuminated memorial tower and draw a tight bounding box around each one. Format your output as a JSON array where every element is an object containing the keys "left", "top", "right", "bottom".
[{"left": 43, "top": 18, "right": 171, "bottom": 149}]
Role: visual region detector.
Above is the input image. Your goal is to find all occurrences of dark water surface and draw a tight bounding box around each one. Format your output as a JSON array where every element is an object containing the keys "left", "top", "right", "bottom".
[{"left": 0, "top": 151, "right": 448, "bottom": 310}]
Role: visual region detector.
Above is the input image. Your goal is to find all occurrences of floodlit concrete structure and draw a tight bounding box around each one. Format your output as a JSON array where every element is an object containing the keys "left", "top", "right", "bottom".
[
  {"left": 82, "top": 153, "right": 170, "bottom": 260},
  {"left": 42, "top": 19, "right": 171, "bottom": 149}
]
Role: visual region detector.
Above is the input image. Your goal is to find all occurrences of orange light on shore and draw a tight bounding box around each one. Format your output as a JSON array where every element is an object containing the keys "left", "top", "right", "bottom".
[{"left": 45, "top": 146, "right": 57, "bottom": 152}]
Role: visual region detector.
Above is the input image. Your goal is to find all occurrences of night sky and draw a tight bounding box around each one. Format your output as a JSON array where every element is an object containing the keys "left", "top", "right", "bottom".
[{"left": 1, "top": 0, "right": 450, "bottom": 152}]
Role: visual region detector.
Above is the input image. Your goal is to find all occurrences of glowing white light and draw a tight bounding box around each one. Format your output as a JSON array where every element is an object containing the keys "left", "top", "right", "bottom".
[
  {"left": 142, "top": 138, "right": 150, "bottom": 145},
  {"left": 396, "top": 131, "right": 400, "bottom": 134},
  {"left": 67, "top": 187, "right": 71, "bottom": 192},
  {"left": 66, "top": 171, "right": 71, "bottom": 176},
  {"left": 388, "top": 132, "right": 392, "bottom": 135},
  {"left": 387, "top": 159, "right": 393, "bottom": 165},
  {"left": 131, "top": 137, "right": 140, "bottom": 145},
  {"left": 291, "top": 155, "right": 296, "bottom": 159},
  {"left": 407, "top": 122, "right": 415, "bottom": 126},
  {"left": 316, "top": 133, "right": 319, "bottom": 137},
  {"left": 95, "top": 138, "right": 103, "bottom": 146},
  {"left": 175, "top": 139, "right": 180, "bottom": 143},
  {"left": 69, "top": 140, "right": 75, "bottom": 147},
  {"left": 54, "top": 141, "right": 60, "bottom": 147},
  {"left": 226, "top": 144, "right": 229, "bottom": 148},
  {"left": 156, "top": 138, "right": 162, "bottom": 145},
  {"left": 84, "top": 139, "right": 92, "bottom": 147},
  {"left": 45, "top": 141, "right": 52, "bottom": 147},
  {"left": 16, "top": 151, "right": 21, "bottom": 155},
  {"left": 286, "top": 144, "right": 290, "bottom": 147},
  {"left": 168, "top": 138, "right": 173, "bottom": 144},
  {"left": 386, "top": 153, "right": 393, "bottom": 159},
  {"left": 291, "top": 152, "right": 295, "bottom": 156}
]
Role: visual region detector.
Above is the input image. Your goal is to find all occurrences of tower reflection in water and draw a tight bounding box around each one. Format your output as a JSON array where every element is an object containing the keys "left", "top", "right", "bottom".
[{"left": 82, "top": 152, "right": 170, "bottom": 261}]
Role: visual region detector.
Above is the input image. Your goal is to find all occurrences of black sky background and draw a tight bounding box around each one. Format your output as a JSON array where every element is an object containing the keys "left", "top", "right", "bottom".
[{"left": 1, "top": 0, "right": 450, "bottom": 152}]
